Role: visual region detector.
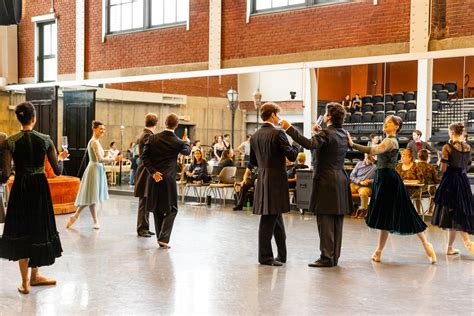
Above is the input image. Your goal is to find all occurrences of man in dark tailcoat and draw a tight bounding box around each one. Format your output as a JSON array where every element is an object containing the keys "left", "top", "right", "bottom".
[
  {"left": 281, "top": 102, "right": 352, "bottom": 267},
  {"left": 250, "top": 103, "right": 299, "bottom": 266},
  {"left": 142, "top": 113, "right": 191, "bottom": 248},
  {"left": 134, "top": 113, "right": 158, "bottom": 237}
]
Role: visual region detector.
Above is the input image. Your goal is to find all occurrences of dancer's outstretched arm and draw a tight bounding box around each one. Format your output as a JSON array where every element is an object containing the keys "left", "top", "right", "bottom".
[
  {"left": 281, "top": 120, "right": 327, "bottom": 150},
  {"left": 351, "top": 138, "right": 396, "bottom": 155}
]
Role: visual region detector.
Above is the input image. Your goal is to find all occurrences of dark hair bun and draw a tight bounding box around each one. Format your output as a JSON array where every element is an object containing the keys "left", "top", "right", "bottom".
[
  {"left": 15, "top": 102, "right": 36, "bottom": 125},
  {"left": 92, "top": 120, "right": 104, "bottom": 129}
]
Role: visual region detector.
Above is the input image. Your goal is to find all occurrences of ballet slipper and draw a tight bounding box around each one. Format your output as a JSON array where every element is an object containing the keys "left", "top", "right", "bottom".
[
  {"left": 93, "top": 222, "right": 101, "bottom": 230},
  {"left": 158, "top": 241, "right": 171, "bottom": 249},
  {"left": 17, "top": 279, "right": 30, "bottom": 294},
  {"left": 372, "top": 250, "right": 381, "bottom": 262},
  {"left": 66, "top": 215, "right": 77, "bottom": 229},
  {"left": 464, "top": 241, "right": 474, "bottom": 256},
  {"left": 423, "top": 242, "right": 437, "bottom": 264},
  {"left": 446, "top": 246, "right": 460, "bottom": 255},
  {"left": 30, "top": 275, "right": 56, "bottom": 286}
]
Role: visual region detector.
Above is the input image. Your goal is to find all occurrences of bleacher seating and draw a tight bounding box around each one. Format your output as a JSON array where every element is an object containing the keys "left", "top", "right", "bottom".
[
  {"left": 372, "top": 94, "right": 383, "bottom": 103},
  {"left": 405, "top": 100, "right": 416, "bottom": 110},
  {"left": 393, "top": 93, "right": 404, "bottom": 102},
  {"left": 350, "top": 112, "right": 362, "bottom": 123},
  {"left": 373, "top": 112, "right": 385, "bottom": 122},
  {"left": 433, "top": 83, "right": 444, "bottom": 92},
  {"left": 406, "top": 109, "right": 417, "bottom": 122},
  {"left": 384, "top": 93, "right": 393, "bottom": 102},
  {"left": 395, "top": 101, "right": 405, "bottom": 111},
  {"left": 385, "top": 110, "right": 396, "bottom": 117},
  {"left": 385, "top": 101, "right": 395, "bottom": 111},
  {"left": 361, "top": 103, "right": 373, "bottom": 113},
  {"left": 373, "top": 102, "right": 384, "bottom": 112},
  {"left": 362, "top": 95, "right": 372, "bottom": 104},
  {"left": 397, "top": 110, "right": 407, "bottom": 120},
  {"left": 445, "top": 82, "right": 457, "bottom": 97},
  {"left": 432, "top": 99, "right": 440, "bottom": 113},
  {"left": 362, "top": 112, "right": 373, "bottom": 123},
  {"left": 404, "top": 92, "right": 416, "bottom": 101}
]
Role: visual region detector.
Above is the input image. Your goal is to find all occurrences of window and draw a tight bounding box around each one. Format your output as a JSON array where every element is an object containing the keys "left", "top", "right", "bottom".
[
  {"left": 37, "top": 21, "right": 57, "bottom": 82},
  {"left": 107, "top": 0, "right": 188, "bottom": 34},
  {"left": 253, "top": 0, "right": 347, "bottom": 13}
]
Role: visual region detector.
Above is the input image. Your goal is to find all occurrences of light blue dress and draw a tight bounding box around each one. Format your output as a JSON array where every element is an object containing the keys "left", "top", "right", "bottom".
[{"left": 75, "top": 139, "right": 109, "bottom": 206}]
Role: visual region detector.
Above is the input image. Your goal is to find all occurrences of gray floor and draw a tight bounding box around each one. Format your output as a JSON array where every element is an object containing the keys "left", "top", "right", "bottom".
[{"left": 1, "top": 195, "right": 473, "bottom": 315}]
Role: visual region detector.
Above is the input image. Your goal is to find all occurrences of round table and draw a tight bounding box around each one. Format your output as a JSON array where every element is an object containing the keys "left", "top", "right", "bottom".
[{"left": 7, "top": 175, "right": 81, "bottom": 215}]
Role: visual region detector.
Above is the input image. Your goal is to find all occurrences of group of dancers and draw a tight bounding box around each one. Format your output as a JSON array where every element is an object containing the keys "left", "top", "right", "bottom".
[{"left": 0, "top": 100, "right": 473, "bottom": 294}]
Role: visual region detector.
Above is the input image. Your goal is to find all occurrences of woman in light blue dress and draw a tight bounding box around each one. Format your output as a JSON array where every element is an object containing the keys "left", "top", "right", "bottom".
[{"left": 67, "top": 121, "right": 117, "bottom": 229}]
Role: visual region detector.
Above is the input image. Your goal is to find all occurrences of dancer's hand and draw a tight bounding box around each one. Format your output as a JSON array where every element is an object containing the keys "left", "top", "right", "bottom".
[
  {"left": 312, "top": 124, "right": 321, "bottom": 132},
  {"left": 280, "top": 120, "right": 291, "bottom": 130},
  {"left": 58, "top": 150, "right": 69, "bottom": 161},
  {"left": 346, "top": 131, "right": 354, "bottom": 148},
  {"left": 153, "top": 171, "right": 163, "bottom": 182}
]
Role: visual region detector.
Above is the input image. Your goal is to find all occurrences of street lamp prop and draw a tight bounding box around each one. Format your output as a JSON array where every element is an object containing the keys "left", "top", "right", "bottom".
[
  {"left": 227, "top": 87, "right": 239, "bottom": 148},
  {"left": 253, "top": 88, "right": 262, "bottom": 129}
]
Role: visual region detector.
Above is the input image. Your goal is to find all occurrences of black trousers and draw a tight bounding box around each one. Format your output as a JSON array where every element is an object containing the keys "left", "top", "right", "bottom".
[
  {"left": 258, "top": 214, "right": 287, "bottom": 264},
  {"left": 236, "top": 179, "right": 254, "bottom": 207},
  {"left": 316, "top": 214, "right": 344, "bottom": 266},
  {"left": 137, "top": 197, "right": 151, "bottom": 234},
  {"left": 153, "top": 206, "right": 178, "bottom": 243}
]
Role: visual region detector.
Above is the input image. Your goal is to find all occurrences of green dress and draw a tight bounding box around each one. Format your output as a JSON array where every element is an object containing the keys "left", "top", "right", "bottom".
[{"left": 353, "top": 137, "right": 427, "bottom": 234}]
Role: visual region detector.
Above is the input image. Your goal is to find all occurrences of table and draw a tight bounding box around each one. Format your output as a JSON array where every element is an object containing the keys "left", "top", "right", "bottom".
[{"left": 105, "top": 162, "right": 131, "bottom": 185}]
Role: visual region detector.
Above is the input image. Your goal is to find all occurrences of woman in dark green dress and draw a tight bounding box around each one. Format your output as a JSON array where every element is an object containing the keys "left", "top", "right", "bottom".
[
  {"left": 348, "top": 115, "right": 436, "bottom": 264},
  {"left": 0, "top": 102, "right": 68, "bottom": 294}
]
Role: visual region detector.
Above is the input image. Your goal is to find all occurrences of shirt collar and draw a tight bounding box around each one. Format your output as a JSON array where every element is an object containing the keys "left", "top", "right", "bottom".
[{"left": 164, "top": 128, "right": 175, "bottom": 133}]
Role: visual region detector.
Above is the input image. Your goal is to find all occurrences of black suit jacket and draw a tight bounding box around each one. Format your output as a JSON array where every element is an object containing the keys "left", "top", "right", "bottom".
[
  {"left": 286, "top": 125, "right": 352, "bottom": 215},
  {"left": 134, "top": 128, "right": 153, "bottom": 198},
  {"left": 142, "top": 130, "right": 191, "bottom": 213},
  {"left": 250, "top": 123, "right": 299, "bottom": 215}
]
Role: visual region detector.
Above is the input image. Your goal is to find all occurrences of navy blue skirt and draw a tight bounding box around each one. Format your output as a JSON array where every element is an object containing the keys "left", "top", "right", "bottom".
[
  {"left": 366, "top": 168, "right": 427, "bottom": 235},
  {"left": 432, "top": 167, "right": 474, "bottom": 234}
]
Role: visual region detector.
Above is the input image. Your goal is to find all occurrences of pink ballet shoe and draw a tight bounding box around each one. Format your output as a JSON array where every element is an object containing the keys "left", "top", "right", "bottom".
[
  {"left": 446, "top": 246, "right": 460, "bottom": 255},
  {"left": 66, "top": 216, "right": 77, "bottom": 229},
  {"left": 372, "top": 250, "right": 381, "bottom": 262},
  {"left": 423, "top": 242, "right": 437, "bottom": 264},
  {"left": 464, "top": 241, "right": 474, "bottom": 256}
]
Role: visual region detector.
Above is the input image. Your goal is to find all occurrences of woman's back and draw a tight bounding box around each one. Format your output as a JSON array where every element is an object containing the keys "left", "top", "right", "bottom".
[
  {"left": 8, "top": 130, "right": 50, "bottom": 175},
  {"left": 445, "top": 142, "right": 471, "bottom": 171}
]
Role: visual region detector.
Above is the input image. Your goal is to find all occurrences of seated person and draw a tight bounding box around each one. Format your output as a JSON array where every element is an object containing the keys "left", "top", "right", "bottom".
[
  {"left": 287, "top": 152, "right": 309, "bottom": 189},
  {"left": 233, "top": 163, "right": 257, "bottom": 211},
  {"left": 396, "top": 149, "right": 425, "bottom": 211},
  {"left": 106, "top": 141, "right": 121, "bottom": 160},
  {"left": 186, "top": 149, "right": 211, "bottom": 184},
  {"left": 349, "top": 153, "right": 376, "bottom": 218},
  {"left": 416, "top": 149, "right": 441, "bottom": 213},
  {"left": 217, "top": 149, "right": 234, "bottom": 167}
]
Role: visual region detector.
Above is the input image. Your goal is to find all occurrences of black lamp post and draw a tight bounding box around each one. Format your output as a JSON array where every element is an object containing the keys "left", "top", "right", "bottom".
[
  {"left": 227, "top": 87, "right": 239, "bottom": 148},
  {"left": 253, "top": 88, "right": 262, "bottom": 130}
]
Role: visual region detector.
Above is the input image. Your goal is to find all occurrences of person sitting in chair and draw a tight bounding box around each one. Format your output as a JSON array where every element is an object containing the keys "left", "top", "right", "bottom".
[
  {"left": 186, "top": 149, "right": 211, "bottom": 184},
  {"left": 350, "top": 153, "right": 377, "bottom": 219},
  {"left": 233, "top": 163, "right": 257, "bottom": 211}
]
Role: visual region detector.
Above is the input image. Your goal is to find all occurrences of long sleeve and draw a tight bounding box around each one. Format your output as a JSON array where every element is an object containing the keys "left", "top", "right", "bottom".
[
  {"left": 141, "top": 138, "right": 157, "bottom": 175},
  {"left": 350, "top": 162, "right": 361, "bottom": 184},
  {"left": 286, "top": 126, "right": 327, "bottom": 150},
  {"left": 91, "top": 141, "right": 115, "bottom": 163},
  {"left": 0, "top": 139, "right": 12, "bottom": 183},
  {"left": 249, "top": 141, "right": 258, "bottom": 167},
  {"left": 353, "top": 138, "right": 396, "bottom": 155},
  {"left": 180, "top": 141, "right": 192, "bottom": 156},
  {"left": 46, "top": 138, "right": 63, "bottom": 176},
  {"left": 432, "top": 166, "right": 441, "bottom": 184},
  {"left": 278, "top": 130, "right": 299, "bottom": 162}
]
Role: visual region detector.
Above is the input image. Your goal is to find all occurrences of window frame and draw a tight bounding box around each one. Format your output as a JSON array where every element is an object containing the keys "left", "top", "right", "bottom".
[
  {"left": 37, "top": 20, "right": 57, "bottom": 83},
  {"left": 251, "top": 0, "right": 350, "bottom": 15},
  {"left": 106, "top": 0, "right": 188, "bottom": 36}
]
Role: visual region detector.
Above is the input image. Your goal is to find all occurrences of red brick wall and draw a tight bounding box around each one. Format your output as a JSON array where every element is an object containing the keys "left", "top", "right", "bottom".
[
  {"left": 444, "top": 0, "right": 474, "bottom": 38},
  {"left": 221, "top": 0, "right": 411, "bottom": 61},
  {"left": 84, "top": 0, "right": 209, "bottom": 73},
  {"left": 106, "top": 75, "right": 238, "bottom": 98},
  {"left": 18, "top": 0, "right": 76, "bottom": 79},
  {"left": 240, "top": 101, "right": 303, "bottom": 112}
]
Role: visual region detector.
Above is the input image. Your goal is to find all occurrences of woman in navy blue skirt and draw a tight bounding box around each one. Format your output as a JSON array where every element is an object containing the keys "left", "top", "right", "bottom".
[{"left": 349, "top": 115, "right": 436, "bottom": 264}]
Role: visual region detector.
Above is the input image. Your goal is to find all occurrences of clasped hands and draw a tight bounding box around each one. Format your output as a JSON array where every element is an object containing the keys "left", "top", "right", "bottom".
[{"left": 153, "top": 171, "right": 163, "bottom": 182}]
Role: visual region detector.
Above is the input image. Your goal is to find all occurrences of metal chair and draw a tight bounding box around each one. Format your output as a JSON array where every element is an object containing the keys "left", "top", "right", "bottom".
[{"left": 205, "top": 167, "right": 237, "bottom": 206}]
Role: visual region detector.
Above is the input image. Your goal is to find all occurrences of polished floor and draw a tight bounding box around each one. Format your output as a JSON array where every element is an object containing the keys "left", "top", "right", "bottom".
[{"left": 1, "top": 196, "right": 473, "bottom": 315}]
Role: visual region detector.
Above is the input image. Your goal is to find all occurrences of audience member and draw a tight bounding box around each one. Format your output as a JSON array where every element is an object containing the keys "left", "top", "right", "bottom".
[
  {"left": 233, "top": 163, "right": 257, "bottom": 211},
  {"left": 350, "top": 153, "right": 377, "bottom": 219},
  {"left": 417, "top": 149, "right": 441, "bottom": 214},
  {"left": 351, "top": 93, "right": 362, "bottom": 113},
  {"left": 342, "top": 95, "right": 352, "bottom": 112},
  {"left": 237, "top": 135, "right": 251, "bottom": 164},
  {"left": 223, "top": 134, "right": 232, "bottom": 150},
  {"left": 368, "top": 134, "right": 381, "bottom": 147},
  {"left": 396, "top": 149, "right": 424, "bottom": 202},
  {"left": 287, "top": 152, "right": 309, "bottom": 189},
  {"left": 186, "top": 149, "right": 211, "bottom": 184},
  {"left": 106, "top": 141, "right": 120, "bottom": 160},
  {"left": 407, "top": 130, "right": 437, "bottom": 161},
  {"left": 213, "top": 135, "right": 226, "bottom": 161},
  {"left": 218, "top": 149, "right": 234, "bottom": 167}
]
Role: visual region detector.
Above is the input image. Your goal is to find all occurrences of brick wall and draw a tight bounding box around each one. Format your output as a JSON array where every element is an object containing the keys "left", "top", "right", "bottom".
[
  {"left": 84, "top": 0, "right": 209, "bottom": 73},
  {"left": 444, "top": 0, "right": 474, "bottom": 38},
  {"left": 18, "top": 0, "right": 76, "bottom": 79},
  {"left": 106, "top": 75, "right": 238, "bottom": 98},
  {"left": 221, "top": 0, "right": 411, "bottom": 61}
]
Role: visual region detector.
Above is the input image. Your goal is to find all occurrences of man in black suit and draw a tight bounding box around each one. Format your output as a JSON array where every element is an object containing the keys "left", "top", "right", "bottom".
[
  {"left": 250, "top": 103, "right": 299, "bottom": 266},
  {"left": 134, "top": 113, "right": 158, "bottom": 237},
  {"left": 142, "top": 113, "right": 191, "bottom": 248},
  {"left": 281, "top": 103, "right": 352, "bottom": 267}
]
